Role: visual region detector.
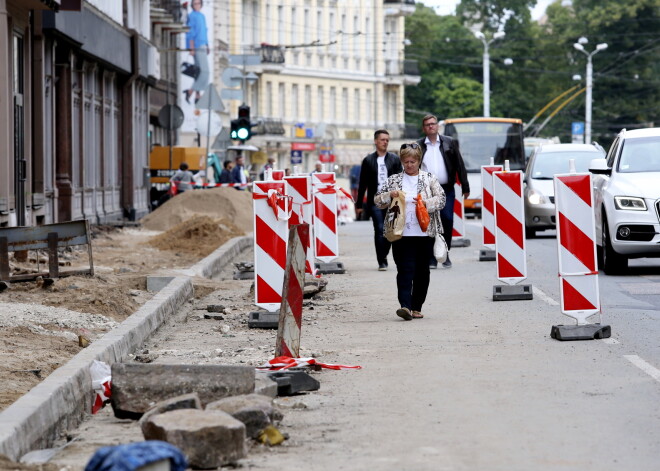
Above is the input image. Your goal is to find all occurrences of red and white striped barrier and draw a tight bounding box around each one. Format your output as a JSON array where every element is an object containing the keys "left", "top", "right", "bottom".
[
  {"left": 554, "top": 172, "right": 600, "bottom": 323},
  {"left": 452, "top": 182, "right": 466, "bottom": 242},
  {"left": 272, "top": 169, "right": 285, "bottom": 181},
  {"left": 337, "top": 190, "right": 354, "bottom": 224},
  {"left": 284, "top": 174, "right": 316, "bottom": 275},
  {"left": 312, "top": 172, "right": 339, "bottom": 262},
  {"left": 252, "top": 181, "right": 292, "bottom": 312},
  {"left": 257, "top": 356, "right": 362, "bottom": 371},
  {"left": 481, "top": 164, "right": 503, "bottom": 248},
  {"left": 275, "top": 224, "right": 309, "bottom": 358},
  {"left": 493, "top": 169, "right": 527, "bottom": 284}
]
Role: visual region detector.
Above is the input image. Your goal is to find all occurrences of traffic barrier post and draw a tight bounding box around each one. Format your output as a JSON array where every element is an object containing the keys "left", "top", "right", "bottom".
[
  {"left": 311, "top": 172, "right": 346, "bottom": 274},
  {"left": 451, "top": 182, "right": 471, "bottom": 247},
  {"left": 479, "top": 162, "right": 503, "bottom": 261},
  {"left": 284, "top": 174, "right": 315, "bottom": 276},
  {"left": 550, "top": 164, "right": 610, "bottom": 340},
  {"left": 492, "top": 163, "right": 533, "bottom": 301},
  {"left": 275, "top": 224, "right": 309, "bottom": 357}
]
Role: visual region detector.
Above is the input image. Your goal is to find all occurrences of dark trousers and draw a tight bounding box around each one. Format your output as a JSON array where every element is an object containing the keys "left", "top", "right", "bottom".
[
  {"left": 392, "top": 236, "right": 434, "bottom": 312},
  {"left": 370, "top": 205, "right": 391, "bottom": 265}
]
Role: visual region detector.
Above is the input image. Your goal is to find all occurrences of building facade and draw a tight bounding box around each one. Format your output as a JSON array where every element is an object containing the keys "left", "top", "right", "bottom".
[{"left": 220, "top": 0, "right": 420, "bottom": 174}]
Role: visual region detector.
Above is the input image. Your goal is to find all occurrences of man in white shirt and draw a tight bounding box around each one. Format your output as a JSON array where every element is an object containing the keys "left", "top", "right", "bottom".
[
  {"left": 356, "top": 130, "right": 403, "bottom": 270},
  {"left": 416, "top": 114, "right": 470, "bottom": 268}
]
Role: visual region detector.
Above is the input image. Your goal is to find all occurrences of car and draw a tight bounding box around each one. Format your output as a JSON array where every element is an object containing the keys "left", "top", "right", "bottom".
[
  {"left": 590, "top": 127, "right": 660, "bottom": 274},
  {"left": 524, "top": 143, "right": 605, "bottom": 238},
  {"left": 523, "top": 136, "right": 559, "bottom": 163}
]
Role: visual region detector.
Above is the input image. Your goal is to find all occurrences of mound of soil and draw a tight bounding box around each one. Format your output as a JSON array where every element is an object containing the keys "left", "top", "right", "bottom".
[
  {"left": 147, "top": 215, "right": 244, "bottom": 258},
  {"left": 141, "top": 187, "right": 253, "bottom": 233}
]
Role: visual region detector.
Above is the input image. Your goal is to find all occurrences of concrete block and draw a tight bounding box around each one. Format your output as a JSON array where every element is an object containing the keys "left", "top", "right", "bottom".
[
  {"left": 206, "top": 393, "right": 283, "bottom": 438},
  {"left": 303, "top": 277, "right": 328, "bottom": 299},
  {"left": 142, "top": 409, "right": 246, "bottom": 468},
  {"left": 254, "top": 372, "right": 278, "bottom": 398},
  {"left": 139, "top": 393, "right": 202, "bottom": 435},
  {"left": 146, "top": 276, "right": 175, "bottom": 293},
  {"left": 232, "top": 270, "right": 254, "bottom": 280},
  {"left": 452, "top": 238, "right": 471, "bottom": 248},
  {"left": 248, "top": 311, "right": 279, "bottom": 329},
  {"left": 314, "top": 262, "right": 346, "bottom": 274},
  {"left": 111, "top": 363, "right": 254, "bottom": 419},
  {"left": 479, "top": 249, "right": 496, "bottom": 261},
  {"left": 267, "top": 371, "right": 320, "bottom": 396},
  {"left": 492, "top": 284, "right": 533, "bottom": 301},
  {"left": 551, "top": 324, "right": 612, "bottom": 341}
]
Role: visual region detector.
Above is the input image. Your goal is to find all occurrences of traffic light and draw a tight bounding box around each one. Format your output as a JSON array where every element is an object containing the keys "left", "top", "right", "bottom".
[
  {"left": 230, "top": 119, "right": 239, "bottom": 140},
  {"left": 236, "top": 104, "right": 252, "bottom": 141}
]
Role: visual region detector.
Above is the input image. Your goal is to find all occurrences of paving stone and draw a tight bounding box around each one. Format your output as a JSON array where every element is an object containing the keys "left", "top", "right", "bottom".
[
  {"left": 139, "top": 393, "right": 202, "bottom": 435},
  {"left": 254, "top": 373, "right": 278, "bottom": 398},
  {"left": 142, "top": 409, "right": 246, "bottom": 468},
  {"left": 206, "top": 394, "right": 283, "bottom": 438},
  {"left": 111, "top": 363, "right": 254, "bottom": 419}
]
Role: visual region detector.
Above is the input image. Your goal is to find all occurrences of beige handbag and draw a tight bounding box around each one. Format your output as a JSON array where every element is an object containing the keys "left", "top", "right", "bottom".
[{"left": 384, "top": 191, "right": 406, "bottom": 242}]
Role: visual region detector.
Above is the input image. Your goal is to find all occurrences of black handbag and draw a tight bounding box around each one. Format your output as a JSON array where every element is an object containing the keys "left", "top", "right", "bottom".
[{"left": 181, "top": 62, "right": 200, "bottom": 79}]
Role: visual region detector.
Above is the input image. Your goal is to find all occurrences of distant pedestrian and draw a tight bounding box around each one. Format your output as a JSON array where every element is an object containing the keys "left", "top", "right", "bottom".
[
  {"left": 170, "top": 162, "right": 194, "bottom": 194},
  {"left": 219, "top": 160, "right": 234, "bottom": 184},
  {"left": 231, "top": 154, "right": 249, "bottom": 190},
  {"left": 356, "top": 129, "right": 402, "bottom": 271},
  {"left": 311, "top": 161, "right": 323, "bottom": 174},
  {"left": 374, "top": 142, "right": 445, "bottom": 321},
  {"left": 260, "top": 157, "right": 276, "bottom": 180},
  {"left": 417, "top": 114, "right": 469, "bottom": 269}
]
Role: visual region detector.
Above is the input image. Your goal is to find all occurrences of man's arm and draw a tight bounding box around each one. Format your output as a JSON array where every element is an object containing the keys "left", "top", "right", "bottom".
[
  {"left": 452, "top": 140, "right": 470, "bottom": 197},
  {"left": 355, "top": 157, "right": 370, "bottom": 212}
]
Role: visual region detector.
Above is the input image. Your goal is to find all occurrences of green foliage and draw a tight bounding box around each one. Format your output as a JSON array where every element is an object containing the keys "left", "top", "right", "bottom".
[{"left": 404, "top": 0, "right": 660, "bottom": 148}]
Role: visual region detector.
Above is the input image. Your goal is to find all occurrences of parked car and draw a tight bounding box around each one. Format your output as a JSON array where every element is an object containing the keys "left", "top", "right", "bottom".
[
  {"left": 524, "top": 143, "right": 605, "bottom": 238},
  {"left": 590, "top": 128, "right": 660, "bottom": 274}
]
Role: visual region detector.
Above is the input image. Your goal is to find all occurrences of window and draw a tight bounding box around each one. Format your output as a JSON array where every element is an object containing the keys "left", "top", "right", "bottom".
[
  {"left": 304, "top": 85, "right": 311, "bottom": 122},
  {"left": 292, "top": 84, "right": 299, "bottom": 119},
  {"left": 317, "top": 86, "right": 324, "bottom": 121},
  {"left": 330, "top": 86, "right": 336, "bottom": 121},
  {"left": 278, "top": 82, "right": 285, "bottom": 118},
  {"left": 342, "top": 87, "right": 348, "bottom": 122}
]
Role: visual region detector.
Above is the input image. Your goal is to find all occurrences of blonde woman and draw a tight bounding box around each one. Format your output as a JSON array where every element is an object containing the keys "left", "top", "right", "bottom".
[{"left": 374, "top": 143, "right": 446, "bottom": 320}]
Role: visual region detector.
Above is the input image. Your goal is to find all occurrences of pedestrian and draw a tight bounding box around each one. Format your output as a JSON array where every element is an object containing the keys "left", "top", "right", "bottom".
[
  {"left": 417, "top": 114, "right": 469, "bottom": 268},
  {"left": 259, "top": 157, "right": 276, "bottom": 180},
  {"left": 230, "top": 154, "right": 249, "bottom": 190},
  {"left": 170, "top": 162, "right": 194, "bottom": 194},
  {"left": 183, "top": 0, "right": 209, "bottom": 104},
  {"left": 356, "top": 129, "right": 403, "bottom": 271},
  {"left": 374, "top": 142, "right": 445, "bottom": 321},
  {"left": 311, "top": 161, "right": 323, "bottom": 174},
  {"left": 219, "top": 160, "right": 234, "bottom": 184}
]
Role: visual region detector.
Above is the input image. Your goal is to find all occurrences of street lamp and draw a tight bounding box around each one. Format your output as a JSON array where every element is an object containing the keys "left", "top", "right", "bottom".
[
  {"left": 573, "top": 38, "right": 608, "bottom": 143},
  {"left": 475, "top": 30, "right": 505, "bottom": 117}
]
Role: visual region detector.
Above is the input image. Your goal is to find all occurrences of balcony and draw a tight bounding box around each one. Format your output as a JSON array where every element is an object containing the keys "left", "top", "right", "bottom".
[
  {"left": 384, "top": 59, "right": 421, "bottom": 86},
  {"left": 252, "top": 118, "right": 286, "bottom": 136},
  {"left": 384, "top": 0, "right": 416, "bottom": 16}
]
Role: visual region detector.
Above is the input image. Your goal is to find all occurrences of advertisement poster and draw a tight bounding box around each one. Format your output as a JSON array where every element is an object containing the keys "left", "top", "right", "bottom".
[{"left": 179, "top": 0, "right": 215, "bottom": 133}]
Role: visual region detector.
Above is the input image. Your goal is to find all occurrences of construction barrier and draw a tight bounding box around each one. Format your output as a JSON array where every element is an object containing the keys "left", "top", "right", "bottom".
[
  {"left": 272, "top": 169, "right": 285, "bottom": 180},
  {"left": 554, "top": 172, "right": 600, "bottom": 322},
  {"left": 275, "top": 224, "right": 309, "bottom": 358},
  {"left": 481, "top": 164, "right": 503, "bottom": 249},
  {"left": 451, "top": 181, "right": 468, "bottom": 246},
  {"left": 493, "top": 169, "right": 527, "bottom": 285},
  {"left": 284, "top": 174, "right": 315, "bottom": 275},
  {"left": 311, "top": 172, "right": 339, "bottom": 263},
  {"left": 252, "top": 180, "right": 292, "bottom": 312}
]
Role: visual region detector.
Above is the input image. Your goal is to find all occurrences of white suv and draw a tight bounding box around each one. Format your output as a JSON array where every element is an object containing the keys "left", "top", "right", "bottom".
[{"left": 590, "top": 128, "right": 660, "bottom": 274}]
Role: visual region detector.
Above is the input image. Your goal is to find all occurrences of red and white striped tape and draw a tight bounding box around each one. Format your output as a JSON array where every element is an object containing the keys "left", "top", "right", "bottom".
[
  {"left": 493, "top": 170, "right": 527, "bottom": 284},
  {"left": 257, "top": 355, "right": 362, "bottom": 371},
  {"left": 252, "top": 181, "right": 291, "bottom": 312},
  {"left": 452, "top": 181, "right": 466, "bottom": 241},
  {"left": 481, "top": 165, "right": 503, "bottom": 248},
  {"left": 275, "top": 224, "right": 309, "bottom": 358},
  {"left": 311, "top": 172, "right": 340, "bottom": 263},
  {"left": 284, "top": 175, "right": 316, "bottom": 275},
  {"left": 554, "top": 173, "right": 600, "bottom": 323}
]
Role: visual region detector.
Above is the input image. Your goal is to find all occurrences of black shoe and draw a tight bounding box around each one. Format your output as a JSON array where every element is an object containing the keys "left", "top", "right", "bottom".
[
  {"left": 429, "top": 262, "right": 438, "bottom": 269},
  {"left": 378, "top": 263, "right": 387, "bottom": 271},
  {"left": 442, "top": 256, "right": 452, "bottom": 268},
  {"left": 396, "top": 307, "right": 413, "bottom": 321}
]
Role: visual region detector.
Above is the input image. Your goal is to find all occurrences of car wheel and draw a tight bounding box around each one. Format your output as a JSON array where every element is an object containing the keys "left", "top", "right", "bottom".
[
  {"left": 525, "top": 226, "right": 536, "bottom": 239},
  {"left": 601, "top": 216, "right": 628, "bottom": 275}
]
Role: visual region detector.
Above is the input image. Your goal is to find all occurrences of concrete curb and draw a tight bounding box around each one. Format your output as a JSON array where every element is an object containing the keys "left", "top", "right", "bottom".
[{"left": 0, "top": 234, "right": 253, "bottom": 461}]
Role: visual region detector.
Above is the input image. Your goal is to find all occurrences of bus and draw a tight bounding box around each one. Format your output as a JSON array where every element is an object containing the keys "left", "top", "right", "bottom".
[{"left": 440, "top": 117, "right": 525, "bottom": 216}]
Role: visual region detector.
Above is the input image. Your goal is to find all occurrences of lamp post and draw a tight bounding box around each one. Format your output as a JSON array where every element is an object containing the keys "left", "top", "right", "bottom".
[
  {"left": 573, "top": 38, "right": 608, "bottom": 144},
  {"left": 475, "top": 31, "right": 505, "bottom": 117}
]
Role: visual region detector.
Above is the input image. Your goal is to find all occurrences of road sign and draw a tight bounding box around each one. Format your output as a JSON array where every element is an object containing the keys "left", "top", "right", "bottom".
[
  {"left": 157, "top": 104, "right": 184, "bottom": 130},
  {"left": 221, "top": 67, "right": 243, "bottom": 88},
  {"left": 572, "top": 121, "right": 585, "bottom": 144},
  {"left": 195, "top": 111, "right": 222, "bottom": 137},
  {"left": 291, "top": 150, "right": 303, "bottom": 165},
  {"left": 229, "top": 54, "right": 261, "bottom": 66},
  {"left": 195, "top": 84, "right": 225, "bottom": 112},
  {"left": 221, "top": 89, "right": 244, "bottom": 101}
]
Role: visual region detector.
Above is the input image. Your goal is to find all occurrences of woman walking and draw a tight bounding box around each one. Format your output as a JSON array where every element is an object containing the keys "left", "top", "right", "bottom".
[
  {"left": 184, "top": 0, "right": 209, "bottom": 104},
  {"left": 374, "top": 143, "right": 446, "bottom": 320}
]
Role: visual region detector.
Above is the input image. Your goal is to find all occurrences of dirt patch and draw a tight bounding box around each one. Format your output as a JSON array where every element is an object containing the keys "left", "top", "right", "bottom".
[
  {"left": 0, "top": 189, "right": 253, "bottom": 413},
  {"left": 0, "top": 454, "right": 61, "bottom": 471},
  {"left": 147, "top": 215, "right": 243, "bottom": 258}
]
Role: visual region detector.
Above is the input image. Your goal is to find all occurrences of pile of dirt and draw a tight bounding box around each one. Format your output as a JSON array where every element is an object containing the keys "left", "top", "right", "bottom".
[
  {"left": 141, "top": 187, "right": 253, "bottom": 233},
  {"left": 147, "top": 215, "right": 244, "bottom": 258}
]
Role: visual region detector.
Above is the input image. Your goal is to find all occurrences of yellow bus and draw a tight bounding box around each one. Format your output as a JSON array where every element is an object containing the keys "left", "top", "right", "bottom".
[{"left": 440, "top": 117, "right": 525, "bottom": 216}]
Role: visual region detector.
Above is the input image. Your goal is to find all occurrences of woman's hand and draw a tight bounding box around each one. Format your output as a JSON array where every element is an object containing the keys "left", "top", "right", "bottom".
[{"left": 390, "top": 190, "right": 399, "bottom": 198}]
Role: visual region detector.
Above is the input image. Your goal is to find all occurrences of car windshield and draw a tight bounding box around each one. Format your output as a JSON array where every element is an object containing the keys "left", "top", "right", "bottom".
[
  {"left": 618, "top": 137, "right": 660, "bottom": 173},
  {"left": 530, "top": 151, "right": 601, "bottom": 179}
]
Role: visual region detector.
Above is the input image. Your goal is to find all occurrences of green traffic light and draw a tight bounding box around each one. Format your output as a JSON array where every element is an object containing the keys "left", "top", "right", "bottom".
[{"left": 237, "top": 128, "right": 249, "bottom": 140}]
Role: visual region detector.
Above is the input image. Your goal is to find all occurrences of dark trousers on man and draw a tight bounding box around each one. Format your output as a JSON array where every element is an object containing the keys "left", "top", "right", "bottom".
[
  {"left": 370, "top": 205, "right": 391, "bottom": 266},
  {"left": 430, "top": 186, "right": 455, "bottom": 266},
  {"left": 392, "top": 236, "right": 434, "bottom": 312}
]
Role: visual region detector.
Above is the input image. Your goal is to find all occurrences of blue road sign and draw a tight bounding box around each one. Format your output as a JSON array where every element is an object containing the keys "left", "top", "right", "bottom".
[
  {"left": 572, "top": 122, "right": 585, "bottom": 135},
  {"left": 291, "top": 150, "right": 303, "bottom": 165}
]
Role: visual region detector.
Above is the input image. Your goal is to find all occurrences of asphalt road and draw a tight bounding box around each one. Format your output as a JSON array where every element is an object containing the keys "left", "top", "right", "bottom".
[{"left": 49, "top": 220, "right": 660, "bottom": 471}]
